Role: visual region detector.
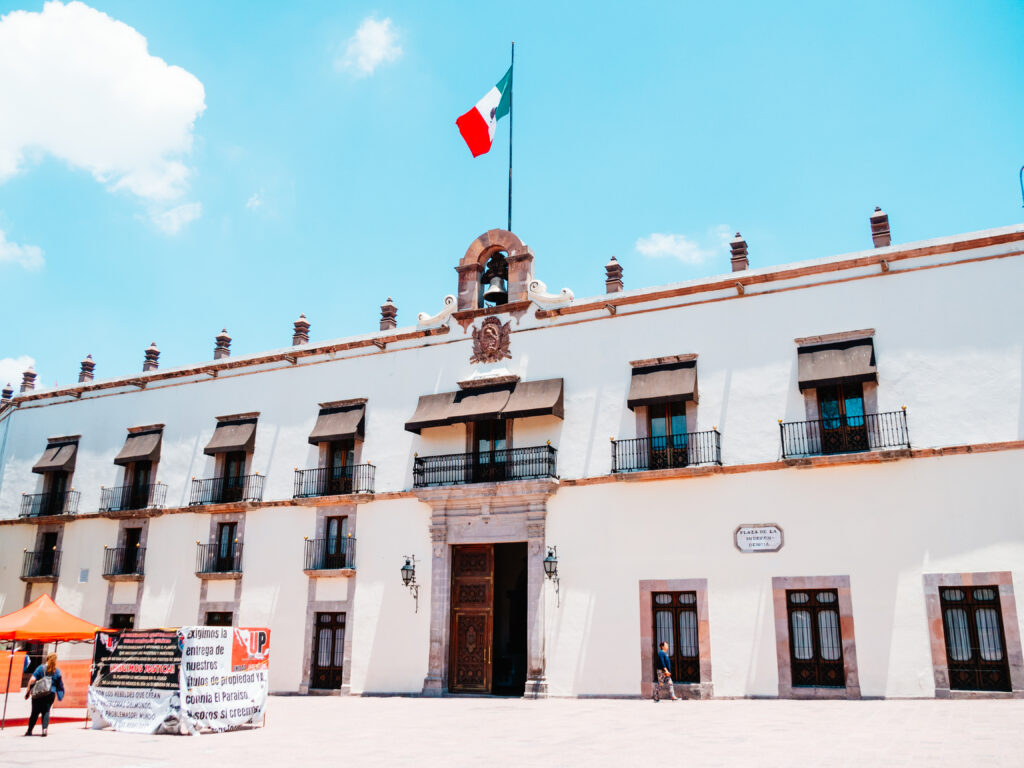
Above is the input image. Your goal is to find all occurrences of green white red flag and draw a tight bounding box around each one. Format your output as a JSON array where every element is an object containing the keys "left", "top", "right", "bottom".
[{"left": 456, "top": 66, "right": 512, "bottom": 157}]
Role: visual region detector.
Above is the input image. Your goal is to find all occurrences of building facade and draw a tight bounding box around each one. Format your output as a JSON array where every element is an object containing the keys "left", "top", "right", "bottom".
[{"left": 1, "top": 218, "right": 1022, "bottom": 699}]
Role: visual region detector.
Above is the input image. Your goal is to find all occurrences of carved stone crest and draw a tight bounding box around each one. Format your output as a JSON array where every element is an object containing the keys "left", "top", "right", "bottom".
[{"left": 470, "top": 317, "right": 512, "bottom": 364}]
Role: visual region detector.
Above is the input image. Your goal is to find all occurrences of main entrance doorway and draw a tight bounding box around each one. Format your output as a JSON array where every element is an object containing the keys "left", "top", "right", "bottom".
[{"left": 449, "top": 543, "right": 527, "bottom": 695}]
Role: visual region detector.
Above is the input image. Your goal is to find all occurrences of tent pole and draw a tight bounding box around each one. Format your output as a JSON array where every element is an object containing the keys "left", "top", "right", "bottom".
[{"left": 1, "top": 650, "right": 13, "bottom": 730}]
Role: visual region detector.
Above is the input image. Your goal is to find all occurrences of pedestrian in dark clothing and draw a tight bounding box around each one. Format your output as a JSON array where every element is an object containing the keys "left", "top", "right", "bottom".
[
  {"left": 654, "top": 641, "right": 679, "bottom": 701},
  {"left": 24, "top": 652, "right": 64, "bottom": 736}
]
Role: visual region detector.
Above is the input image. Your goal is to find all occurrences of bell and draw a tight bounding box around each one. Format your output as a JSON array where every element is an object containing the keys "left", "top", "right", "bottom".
[{"left": 482, "top": 276, "right": 508, "bottom": 305}]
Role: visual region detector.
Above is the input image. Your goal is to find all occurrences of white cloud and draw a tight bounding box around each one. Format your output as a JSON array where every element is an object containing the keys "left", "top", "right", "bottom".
[
  {"left": 245, "top": 192, "right": 263, "bottom": 210},
  {"left": 635, "top": 226, "right": 733, "bottom": 265},
  {"left": 151, "top": 202, "right": 201, "bottom": 235},
  {"left": 0, "top": 229, "right": 44, "bottom": 269},
  {"left": 0, "top": 355, "right": 34, "bottom": 390},
  {"left": 336, "top": 17, "right": 401, "bottom": 76},
  {"left": 0, "top": 1, "right": 206, "bottom": 232}
]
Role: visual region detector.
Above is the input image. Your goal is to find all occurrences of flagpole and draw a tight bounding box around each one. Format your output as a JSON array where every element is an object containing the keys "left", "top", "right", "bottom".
[{"left": 508, "top": 42, "right": 514, "bottom": 232}]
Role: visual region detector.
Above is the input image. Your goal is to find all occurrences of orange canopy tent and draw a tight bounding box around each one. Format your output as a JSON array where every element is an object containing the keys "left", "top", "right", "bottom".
[{"left": 0, "top": 594, "right": 106, "bottom": 729}]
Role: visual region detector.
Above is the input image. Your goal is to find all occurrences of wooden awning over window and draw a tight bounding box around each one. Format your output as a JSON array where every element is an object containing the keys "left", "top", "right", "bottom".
[
  {"left": 203, "top": 417, "right": 258, "bottom": 456},
  {"left": 113, "top": 428, "right": 163, "bottom": 466},
  {"left": 308, "top": 403, "right": 366, "bottom": 445},
  {"left": 627, "top": 360, "right": 697, "bottom": 410},
  {"left": 32, "top": 438, "right": 79, "bottom": 474},
  {"left": 797, "top": 338, "right": 877, "bottom": 391},
  {"left": 404, "top": 378, "right": 565, "bottom": 433}
]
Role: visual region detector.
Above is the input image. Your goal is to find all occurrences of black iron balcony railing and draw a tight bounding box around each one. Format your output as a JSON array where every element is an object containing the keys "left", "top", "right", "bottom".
[
  {"left": 780, "top": 409, "right": 910, "bottom": 458},
  {"left": 21, "top": 549, "right": 61, "bottom": 579},
  {"left": 294, "top": 464, "right": 375, "bottom": 498},
  {"left": 99, "top": 483, "right": 167, "bottom": 512},
  {"left": 610, "top": 430, "right": 722, "bottom": 473},
  {"left": 19, "top": 490, "right": 80, "bottom": 517},
  {"left": 195, "top": 542, "right": 243, "bottom": 574},
  {"left": 189, "top": 474, "right": 264, "bottom": 506},
  {"left": 304, "top": 537, "right": 356, "bottom": 570},
  {"left": 413, "top": 444, "right": 558, "bottom": 488},
  {"left": 103, "top": 546, "right": 146, "bottom": 577}
]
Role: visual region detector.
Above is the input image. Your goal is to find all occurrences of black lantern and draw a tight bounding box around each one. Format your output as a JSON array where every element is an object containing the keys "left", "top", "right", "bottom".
[
  {"left": 543, "top": 546, "right": 560, "bottom": 607},
  {"left": 401, "top": 555, "right": 419, "bottom": 612}
]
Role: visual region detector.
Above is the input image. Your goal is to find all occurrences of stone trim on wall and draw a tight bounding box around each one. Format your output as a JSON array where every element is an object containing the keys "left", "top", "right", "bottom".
[
  {"left": 196, "top": 511, "right": 246, "bottom": 624},
  {"left": 637, "top": 578, "right": 712, "bottom": 699},
  {"left": 103, "top": 518, "right": 150, "bottom": 626},
  {"left": 771, "top": 575, "right": 861, "bottom": 699},
  {"left": 23, "top": 523, "right": 65, "bottom": 604},
  {"left": 922, "top": 571, "right": 1024, "bottom": 699}
]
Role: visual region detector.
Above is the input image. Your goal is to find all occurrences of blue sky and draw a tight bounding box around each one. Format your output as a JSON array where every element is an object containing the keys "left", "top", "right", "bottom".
[{"left": 1, "top": 0, "right": 1022, "bottom": 389}]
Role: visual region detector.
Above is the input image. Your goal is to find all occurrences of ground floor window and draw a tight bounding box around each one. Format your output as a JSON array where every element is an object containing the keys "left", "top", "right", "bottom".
[
  {"left": 311, "top": 612, "right": 346, "bottom": 689},
  {"left": 652, "top": 591, "right": 699, "bottom": 683},
  {"left": 786, "top": 588, "right": 845, "bottom": 688},
  {"left": 109, "top": 613, "right": 135, "bottom": 630},
  {"left": 206, "top": 611, "right": 233, "bottom": 626},
  {"left": 940, "top": 586, "right": 1012, "bottom": 692}
]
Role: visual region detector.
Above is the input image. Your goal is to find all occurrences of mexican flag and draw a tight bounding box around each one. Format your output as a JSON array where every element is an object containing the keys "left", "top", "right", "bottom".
[{"left": 456, "top": 66, "right": 512, "bottom": 157}]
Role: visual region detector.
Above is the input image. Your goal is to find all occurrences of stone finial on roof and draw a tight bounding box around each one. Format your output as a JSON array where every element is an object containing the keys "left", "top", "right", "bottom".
[
  {"left": 20, "top": 366, "right": 36, "bottom": 393},
  {"left": 605, "top": 256, "right": 623, "bottom": 294},
  {"left": 143, "top": 342, "right": 160, "bottom": 372},
  {"left": 79, "top": 354, "right": 95, "bottom": 383},
  {"left": 1, "top": 383, "right": 13, "bottom": 402},
  {"left": 380, "top": 297, "right": 397, "bottom": 331},
  {"left": 730, "top": 232, "right": 749, "bottom": 272},
  {"left": 292, "top": 313, "right": 310, "bottom": 346},
  {"left": 214, "top": 329, "right": 232, "bottom": 360},
  {"left": 870, "top": 206, "right": 891, "bottom": 248}
]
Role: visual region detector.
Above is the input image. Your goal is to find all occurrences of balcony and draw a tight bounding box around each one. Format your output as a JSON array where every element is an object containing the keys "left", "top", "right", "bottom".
[
  {"left": 303, "top": 536, "right": 357, "bottom": 574},
  {"left": 21, "top": 549, "right": 61, "bottom": 581},
  {"left": 189, "top": 474, "right": 264, "bottom": 506},
  {"left": 413, "top": 444, "right": 558, "bottom": 488},
  {"left": 294, "top": 464, "right": 375, "bottom": 498},
  {"left": 99, "top": 483, "right": 167, "bottom": 513},
  {"left": 19, "top": 490, "right": 80, "bottom": 518},
  {"left": 195, "top": 542, "right": 243, "bottom": 576},
  {"left": 779, "top": 409, "right": 910, "bottom": 459},
  {"left": 611, "top": 430, "right": 722, "bottom": 473},
  {"left": 102, "top": 546, "right": 146, "bottom": 579}
]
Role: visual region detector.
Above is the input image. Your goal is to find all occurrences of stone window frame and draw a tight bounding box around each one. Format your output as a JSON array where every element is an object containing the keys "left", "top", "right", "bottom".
[
  {"left": 638, "top": 579, "right": 712, "bottom": 699},
  {"left": 104, "top": 519, "right": 150, "bottom": 625},
  {"left": 922, "top": 571, "right": 1024, "bottom": 698},
  {"left": 22, "top": 523, "right": 65, "bottom": 604},
  {"left": 299, "top": 505, "right": 358, "bottom": 694},
  {"left": 771, "top": 575, "right": 860, "bottom": 699},
  {"left": 197, "top": 512, "right": 245, "bottom": 624}
]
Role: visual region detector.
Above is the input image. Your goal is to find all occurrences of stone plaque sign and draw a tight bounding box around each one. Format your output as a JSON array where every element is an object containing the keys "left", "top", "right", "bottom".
[{"left": 734, "top": 524, "right": 783, "bottom": 553}]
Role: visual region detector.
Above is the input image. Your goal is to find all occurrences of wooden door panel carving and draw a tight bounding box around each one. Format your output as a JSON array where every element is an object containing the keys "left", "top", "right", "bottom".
[{"left": 450, "top": 544, "right": 494, "bottom": 693}]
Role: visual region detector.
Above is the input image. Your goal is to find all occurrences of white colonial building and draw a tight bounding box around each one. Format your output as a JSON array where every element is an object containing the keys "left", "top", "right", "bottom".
[{"left": 1, "top": 212, "right": 1022, "bottom": 700}]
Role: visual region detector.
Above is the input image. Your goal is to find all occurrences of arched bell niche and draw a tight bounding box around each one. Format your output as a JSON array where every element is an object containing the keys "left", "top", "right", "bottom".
[{"left": 456, "top": 229, "right": 535, "bottom": 311}]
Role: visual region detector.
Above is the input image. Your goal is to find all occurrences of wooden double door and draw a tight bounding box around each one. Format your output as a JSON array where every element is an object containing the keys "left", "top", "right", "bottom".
[{"left": 311, "top": 612, "right": 346, "bottom": 690}]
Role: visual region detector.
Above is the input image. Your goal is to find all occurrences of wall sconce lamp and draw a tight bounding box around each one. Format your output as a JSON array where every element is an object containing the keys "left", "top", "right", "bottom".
[
  {"left": 543, "top": 546, "right": 560, "bottom": 607},
  {"left": 401, "top": 555, "right": 419, "bottom": 613}
]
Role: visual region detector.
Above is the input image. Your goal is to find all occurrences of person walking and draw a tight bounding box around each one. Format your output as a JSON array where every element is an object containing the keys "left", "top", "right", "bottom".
[
  {"left": 654, "top": 640, "right": 679, "bottom": 701},
  {"left": 24, "top": 652, "right": 64, "bottom": 736}
]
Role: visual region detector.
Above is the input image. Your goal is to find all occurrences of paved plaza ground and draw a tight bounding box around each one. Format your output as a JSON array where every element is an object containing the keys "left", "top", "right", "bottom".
[{"left": 1, "top": 696, "right": 1023, "bottom": 767}]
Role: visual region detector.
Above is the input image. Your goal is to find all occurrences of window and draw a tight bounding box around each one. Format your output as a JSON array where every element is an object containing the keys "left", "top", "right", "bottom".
[
  {"left": 324, "top": 516, "right": 350, "bottom": 569},
  {"left": 206, "top": 612, "right": 233, "bottom": 627},
  {"left": 651, "top": 592, "right": 700, "bottom": 683},
  {"left": 43, "top": 471, "right": 69, "bottom": 515},
  {"left": 647, "top": 401, "right": 688, "bottom": 469},
  {"left": 816, "top": 383, "right": 867, "bottom": 454},
  {"left": 222, "top": 451, "right": 246, "bottom": 502},
  {"left": 122, "top": 527, "right": 142, "bottom": 574},
  {"left": 940, "top": 587, "right": 1012, "bottom": 692},
  {"left": 127, "top": 460, "right": 152, "bottom": 509},
  {"left": 215, "top": 522, "right": 238, "bottom": 572},
  {"left": 110, "top": 613, "right": 135, "bottom": 630},
  {"left": 37, "top": 531, "right": 58, "bottom": 576},
  {"left": 473, "top": 419, "right": 508, "bottom": 482},
  {"left": 326, "top": 440, "right": 355, "bottom": 494},
  {"left": 786, "top": 589, "right": 845, "bottom": 688}
]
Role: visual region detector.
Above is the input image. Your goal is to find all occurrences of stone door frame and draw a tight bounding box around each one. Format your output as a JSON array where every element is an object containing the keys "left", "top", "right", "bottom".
[{"left": 417, "top": 478, "right": 557, "bottom": 697}]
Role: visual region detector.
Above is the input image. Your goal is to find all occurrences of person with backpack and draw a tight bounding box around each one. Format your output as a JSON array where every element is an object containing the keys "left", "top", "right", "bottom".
[{"left": 23, "top": 653, "right": 64, "bottom": 736}]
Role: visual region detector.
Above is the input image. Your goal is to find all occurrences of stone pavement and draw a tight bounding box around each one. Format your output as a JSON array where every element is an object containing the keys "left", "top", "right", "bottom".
[{"left": 1, "top": 696, "right": 1023, "bottom": 767}]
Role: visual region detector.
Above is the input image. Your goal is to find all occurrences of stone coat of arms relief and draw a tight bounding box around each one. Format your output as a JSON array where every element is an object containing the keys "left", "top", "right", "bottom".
[{"left": 470, "top": 316, "right": 512, "bottom": 364}]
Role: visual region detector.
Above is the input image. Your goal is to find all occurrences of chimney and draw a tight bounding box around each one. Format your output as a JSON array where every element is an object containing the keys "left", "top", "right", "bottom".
[
  {"left": 20, "top": 366, "right": 36, "bottom": 393},
  {"left": 214, "top": 329, "right": 231, "bottom": 360},
  {"left": 870, "top": 206, "right": 891, "bottom": 248},
  {"left": 380, "top": 297, "right": 397, "bottom": 331},
  {"left": 78, "top": 354, "right": 95, "bottom": 383},
  {"left": 1, "top": 383, "right": 13, "bottom": 402},
  {"left": 730, "top": 232, "right": 749, "bottom": 272},
  {"left": 143, "top": 342, "right": 160, "bottom": 372},
  {"left": 292, "top": 313, "right": 310, "bottom": 345},
  {"left": 605, "top": 256, "right": 623, "bottom": 293}
]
